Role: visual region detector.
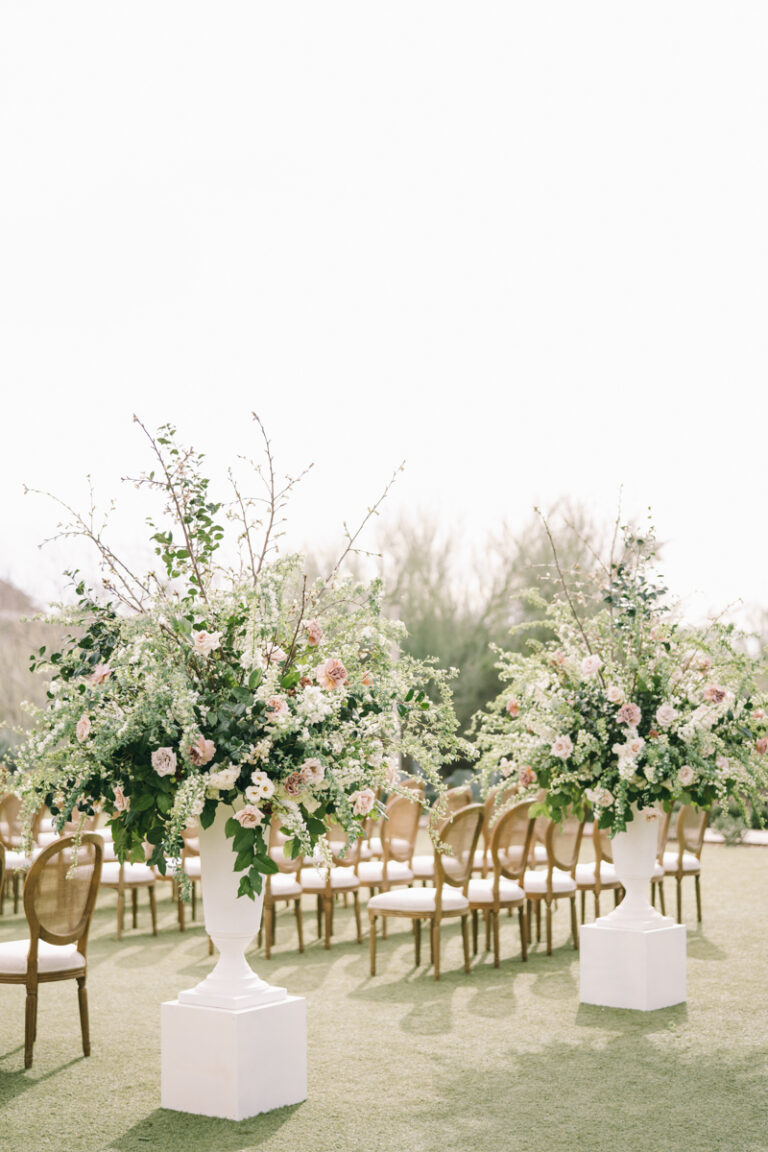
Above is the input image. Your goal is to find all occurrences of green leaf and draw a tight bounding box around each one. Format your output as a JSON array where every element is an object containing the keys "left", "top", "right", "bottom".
[
  {"left": 233, "top": 825, "right": 256, "bottom": 853},
  {"left": 225, "top": 817, "right": 239, "bottom": 838},
  {"left": 253, "top": 853, "right": 278, "bottom": 874},
  {"left": 199, "top": 806, "right": 215, "bottom": 830},
  {"left": 237, "top": 875, "right": 255, "bottom": 900},
  {"left": 133, "top": 794, "right": 155, "bottom": 813},
  {"left": 235, "top": 847, "right": 254, "bottom": 872},
  {"left": 157, "top": 792, "right": 173, "bottom": 815}
]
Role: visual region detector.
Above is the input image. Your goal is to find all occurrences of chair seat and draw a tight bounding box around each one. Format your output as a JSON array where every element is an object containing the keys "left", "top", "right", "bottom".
[
  {"left": 524, "top": 868, "right": 577, "bottom": 895},
  {"left": 0, "top": 939, "right": 86, "bottom": 976},
  {"left": 533, "top": 844, "right": 548, "bottom": 864},
  {"left": 662, "top": 851, "right": 701, "bottom": 874},
  {"left": 467, "top": 877, "right": 525, "bottom": 905},
  {"left": 4, "top": 849, "right": 31, "bottom": 871},
  {"left": 269, "top": 873, "right": 302, "bottom": 898},
  {"left": 368, "top": 885, "right": 469, "bottom": 914},
  {"left": 357, "top": 860, "right": 414, "bottom": 885},
  {"left": 410, "top": 854, "right": 435, "bottom": 879},
  {"left": 300, "top": 866, "right": 360, "bottom": 892},
  {"left": 575, "top": 862, "right": 620, "bottom": 887},
  {"left": 100, "top": 861, "right": 155, "bottom": 886},
  {"left": 182, "top": 856, "right": 201, "bottom": 879}
]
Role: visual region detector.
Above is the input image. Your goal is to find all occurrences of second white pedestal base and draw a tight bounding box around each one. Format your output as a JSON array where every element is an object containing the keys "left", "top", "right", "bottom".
[
  {"left": 161, "top": 995, "right": 307, "bottom": 1120},
  {"left": 580, "top": 919, "right": 687, "bottom": 1011}
]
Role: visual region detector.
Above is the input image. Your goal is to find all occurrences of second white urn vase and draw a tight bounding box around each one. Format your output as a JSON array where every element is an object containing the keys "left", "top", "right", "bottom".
[
  {"left": 580, "top": 804, "right": 686, "bottom": 1011},
  {"left": 178, "top": 805, "right": 286, "bottom": 1009}
]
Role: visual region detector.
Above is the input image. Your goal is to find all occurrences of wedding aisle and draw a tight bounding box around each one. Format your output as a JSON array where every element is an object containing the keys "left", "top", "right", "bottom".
[{"left": 0, "top": 844, "right": 765, "bottom": 1152}]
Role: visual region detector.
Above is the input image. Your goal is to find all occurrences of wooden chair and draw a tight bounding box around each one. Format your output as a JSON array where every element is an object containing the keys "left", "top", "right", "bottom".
[
  {"left": 575, "top": 821, "right": 623, "bottom": 922},
  {"left": 100, "top": 853, "right": 158, "bottom": 940},
  {"left": 651, "top": 810, "right": 672, "bottom": 915},
  {"left": 261, "top": 819, "right": 304, "bottom": 959},
  {"left": 662, "top": 805, "right": 709, "bottom": 923},
  {"left": 411, "top": 784, "right": 474, "bottom": 885},
  {"left": 357, "top": 793, "right": 420, "bottom": 893},
  {"left": 523, "top": 811, "right": 585, "bottom": 954},
  {"left": 361, "top": 779, "right": 424, "bottom": 860},
  {"left": 0, "top": 794, "right": 42, "bottom": 914},
  {"left": 368, "top": 803, "right": 483, "bottom": 980},
  {"left": 467, "top": 799, "right": 533, "bottom": 966},
  {"left": 299, "top": 825, "right": 362, "bottom": 949},
  {"left": 0, "top": 833, "right": 103, "bottom": 1068},
  {"left": 474, "top": 781, "right": 519, "bottom": 877}
]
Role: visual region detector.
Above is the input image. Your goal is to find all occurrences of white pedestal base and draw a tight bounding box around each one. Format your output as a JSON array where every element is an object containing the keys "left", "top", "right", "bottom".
[
  {"left": 580, "top": 920, "right": 687, "bottom": 1011},
  {"left": 161, "top": 995, "right": 307, "bottom": 1120}
]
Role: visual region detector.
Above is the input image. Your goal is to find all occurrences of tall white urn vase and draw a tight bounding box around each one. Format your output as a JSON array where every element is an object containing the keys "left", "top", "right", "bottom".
[
  {"left": 178, "top": 804, "right": 286, "bottom": 1009},
  {"left": 580, "top": 804, "right": 686, "bottom": 1011}
]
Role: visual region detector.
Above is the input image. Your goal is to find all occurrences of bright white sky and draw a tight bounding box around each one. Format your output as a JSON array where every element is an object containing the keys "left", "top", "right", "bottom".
[{"left": 1, "top": 3, "right": 766, "bottom": 624}]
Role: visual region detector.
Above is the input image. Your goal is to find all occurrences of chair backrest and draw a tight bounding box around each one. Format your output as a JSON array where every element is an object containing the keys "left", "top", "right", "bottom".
[
  {"left": 482, "top": 781, "right": 519, "bottom": 855},
  {"left": 490, "top": 800, "right": 535, "bottom": 883},
  {"left": 268, "top": 817, "right": 303, "bottom": 874},
  {"left": 676, "top": 805, "right": 708, "bottom": 860},
  {"left": 24, "top": 833, "right": 103, "bottom": 950},
  {"left": 380, "top": 794, "right": 421, "bottom": 865},
  {"left": 443, "top": 784, "right": 473, "bottom": 816},
  {"left": 593, "top": 822, "right": 614, "bottom": 865},
  {"left": 398, "top": 777, "right": 426, "bottom": 795},
  {"left": 435, "top": 804, "right": 483, "bottom": 891},
  {"left": 656, "top": 809, "right": 672, "bottom": 862},
  {"left": 544, "top": 811, "right": 585, "bottom": 875},
  {"left": 0, "top": 841, "right": 5, "bottom": 893},
  {"left": 324, "top": 821, "right": 362, "bottom": 867},
  {"left": 0, "top": 794, "right": 42, "bottom": 848}
]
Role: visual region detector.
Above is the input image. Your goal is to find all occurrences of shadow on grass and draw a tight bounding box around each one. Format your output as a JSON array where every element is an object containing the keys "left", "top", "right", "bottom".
[
  {"left": 0, "top": 1055, "right": 84, "bottom": 1104},
  {"left": 108, "top": 1103, "right": 301, "bottom": 1152},
  {"left": 417, "top": 1033, "right": 768, "bottom": 1152}
]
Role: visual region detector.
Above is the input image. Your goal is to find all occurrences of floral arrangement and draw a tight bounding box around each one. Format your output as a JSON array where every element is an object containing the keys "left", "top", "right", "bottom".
[
  {"left": 474, "top": 516, "right": 768, "bottom": 835},
  {"left": 16, "top": 418, "right": 466, "bottom": 896}
]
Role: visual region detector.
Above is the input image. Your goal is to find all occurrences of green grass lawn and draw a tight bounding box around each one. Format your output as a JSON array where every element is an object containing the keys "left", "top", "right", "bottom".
[{"left": 1, "top": 845, "right": 767, "bottom": 1152}]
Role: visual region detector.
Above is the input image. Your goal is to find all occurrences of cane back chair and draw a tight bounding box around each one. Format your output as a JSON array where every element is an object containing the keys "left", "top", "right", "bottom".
[
  {"left": 467, "top": 799, "right": 534, "bottom": 966},
  {"left": 0, "top": 833, "right": 103, "bottom": 1067},
  {"left": 523, "top": 811, "right": 585, "bottom": 954},
  {"left": 662, "top": 805, "right": 709, "bottom": 923}
]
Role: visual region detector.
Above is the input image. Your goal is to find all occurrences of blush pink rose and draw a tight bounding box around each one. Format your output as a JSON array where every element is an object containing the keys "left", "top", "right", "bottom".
[
  {"left": 305, "top": 619, "right": 324, "bottom": 647},
  {"left": 300, "top": 758, "right": 325, "bottom": 785},
  {"left": 351, "top": 788, "right": 376, "bottom": 816},
  {"left": 153, "top": 746, "right": 178, "bottom": 776},
  {"left": 284, "top": 771, "right": 307, "bottom": 798},
  {"left": 551, "top": 734, "right": 574, "bottom": 760},
  {"left": 316, "top": 658, "right": 348, "bottom": 691},
  {"left": 234, "top": 805, "right": 265, "bottom": 828},
  {"left": 580, "top": 654, "right": 603, "bottom": 679},
  {"left": 88, "top": 664, "right": 113, "bottom": 686},
  {"left": 752, "top": 707, "right": 766, "bottom": 721},
  {"left": 266, "top": 697, "right": 290, "bottom": 719},
  {"left": 703, "top": 684, "right": 727, "bottom": 704},
  {"left": 677, "top": 765, "right": 695, "bottom": 786},
  {"left": 756, "top": 738, "right": 768, "bottom": 755},
  {"left": 192, "top": 630, "right": 222, "bottom": 657},
  {"left": 618, "top": 702, "right": 642, "bottom": 728},
  {"left": 361, "top": 670, "right": 374, "bottom": 687},
  {"left": 606, "top": 685, "right": 624, "bottom": 705},
  {"left": 505, "top": 698, "right": 520, "bottom": 717},
  {"left": 188, "top": 737, "right": 215, "bottom": 767},
  {"left": 656, "top": 703, "right": 677, "bottom": 728},
  {"left": 76, "top": 714, "right": 91, "bottom": 743},
  {"left": 519, "top": 766, "right": 537, "bottom": 788}
]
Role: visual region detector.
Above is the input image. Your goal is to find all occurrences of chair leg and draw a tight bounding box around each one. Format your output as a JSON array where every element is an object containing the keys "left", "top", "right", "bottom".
[
  {"left": 472, "top": 908, "right": 478, "bottom": 955},
  {"left": 116, "top": 889, "right": 125, "bottom": 941},
  {"left": 316, "top": 895, "right": 322, "bottom": 939},
  {"left": 658, "top": 880, "right": 666, "bottom": 916},
  {"left": 484, "top": 910, "right": 491, "bottom": 952},
  {"left": 24, "top": 988, "right": 38, "bottom": 1069},
  {"left": 191, "top": 881, "right": 197, "bottom": 921},
  {"left": 570, "top": 896, "right": 579, "bottom": 950},
  {"left": 323, "top": 895, "right": 333, "bottom": 949},
  {"left": 149, "top": 885, "right": 157, "bottom": 936},
  {"left": 594, "top": 891, "right": 601, "bottom": 921},
  {"left": 519, "top": 905, "right": 528, "bottom": 962},
  {"left": 295, "top": 899, "right": 304, "bottom": 953},
  {"left": 492, "top": 909, "right": 500, "bottom": 968},
  {"left": 13, "top": 873, "right": 20, "bottom": 914},
  {"left": 177, "top": 880, "right": 186, "bottom": 932},
  {"left": 264, "top": 902, "right": 273, "bottom": 959},
  {"left": 413, "top": 918, "right": 421, "bottom": 966},
  {"left": 462, "top": 914, "right": 471, "bottom": 973},
  {"left": 432, "top": 918, "right": 441, "bottom": 981},
  {"left": 676, "top": 877, "right": 682, "bottom": 924},
  {"left": 353, "top": 891, "right": 362, "bottom": 944},
  {"left": 695, "top": 874, "right": 702, "bottom": 923},
  {"left": 580, "top": 890, "right": 586, "bottom": 923},
  {"left": 537, "top": 899, "right": 542, "bottom": 944},
  {"left": 545, "top": 898, "right": 553, "bottom": 956},
  {"left": 369, "top": 914, "right": 377, "bottom": 975},
  {"left": 77, "top": 975, "right": 91, "bottom": 1057},
  {"left": 131, "top": 886, "right": 138, "bottom": 928},
  {"left": 527, "top": 899, "right": 533, "bottom": 944}
]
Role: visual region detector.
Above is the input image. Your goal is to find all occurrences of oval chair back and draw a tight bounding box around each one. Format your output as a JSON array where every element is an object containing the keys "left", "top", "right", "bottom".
[
  {"left": 381, "top": 794, "right": 421, "bottom": 866},
  {"left": 677, "top": 805, "right": 708, "bottom": 860},
  {"left": 490, "top": 800, "right": 536, "bottom": 884},
  {"left": 26, "top": 833, "right": 103, "bottom": 948},
  {"left": 544, "top": 811, "right": 586, "bottom": 876},
  {"left": 435, "top": 804, "right": 483, "bottom": 893},
  {"left": 268, "top": 818, "right": 303, "bottom": 875}
]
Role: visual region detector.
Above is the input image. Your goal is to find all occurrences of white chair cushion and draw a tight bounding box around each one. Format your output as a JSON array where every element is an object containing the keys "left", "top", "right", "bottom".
[
  {"left": 269, "top": 873, "right": 302, "bottom": 898},
  {"left": 410, "top": 854, "right": 435, "bottom": 879},
  {"left": 100, "top": 861, "right": 155, "bottom": 885},
  {"left": 467, "top": 877, "right": 525, "bottom": 905},
  {"left": 533, "top": 844, "right": 548, "bottom": 864},
  {"left": 357, "top": 860, "right": 414, "bottom": 885},
  {"left": 368, "top": 885, "right": 469, "bottom": 914},
  {"left": 300, "top": 866, "right": 360, "bottom": 892},
  {"left": 4, "top": 849, "right": 31, "bottom": 870},
  {"left": 183, "top": 857, "right": 202, "bottom": 879},
  {"left": 575, "top": 862, "right": 620, "bottom": 886},
  {"left": 0, "top": 939, "right": 86, "bottom": 975},
  {"left": 662, "top": 851, "right": 701, "bottom": 874},
  {"left": 524, "top": 868, "right": 577, "bottom": 895}
]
